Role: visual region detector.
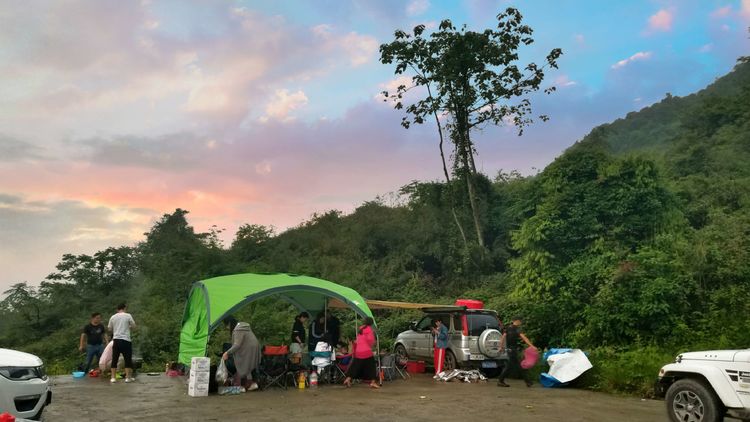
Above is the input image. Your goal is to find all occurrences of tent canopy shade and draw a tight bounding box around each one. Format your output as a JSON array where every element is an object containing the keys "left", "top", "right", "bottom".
[
  {"left": 178, "top": 273, "right": 374, "bottom": 365},
  {"left": 328, "top": 298, "right": 451, "bottom": 310}
]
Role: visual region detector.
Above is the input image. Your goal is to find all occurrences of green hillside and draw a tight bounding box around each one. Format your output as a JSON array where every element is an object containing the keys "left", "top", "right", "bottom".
[{"left": 2, "top": 62, "right": 749, "bottom": 396}]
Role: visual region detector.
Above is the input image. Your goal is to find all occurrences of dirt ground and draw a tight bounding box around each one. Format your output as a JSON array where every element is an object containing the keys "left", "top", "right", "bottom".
[{"left": 41, "top": 372, "right": 674, "bottom": 422}]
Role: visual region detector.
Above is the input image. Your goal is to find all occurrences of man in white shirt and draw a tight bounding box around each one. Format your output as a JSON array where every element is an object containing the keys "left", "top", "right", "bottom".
[{"left": 107, "top": 303, "right": 136, "bottom": 383}]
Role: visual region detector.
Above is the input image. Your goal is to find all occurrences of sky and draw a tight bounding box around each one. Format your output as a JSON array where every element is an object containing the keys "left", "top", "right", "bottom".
[{"left": 0, "top": 0, "right": 748, "bottom": 292}]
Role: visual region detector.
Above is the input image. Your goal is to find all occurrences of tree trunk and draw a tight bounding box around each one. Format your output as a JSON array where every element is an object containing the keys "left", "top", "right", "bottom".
[
  {"left": 455, "top": 106, "right": 485, "bottom": 248},
  {"left": 428, "top": 84, "right": 469, "bottom": 248}
]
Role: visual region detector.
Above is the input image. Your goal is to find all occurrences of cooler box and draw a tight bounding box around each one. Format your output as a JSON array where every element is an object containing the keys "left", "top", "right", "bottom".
[
  {"left": 455, "top": 299, "right": 484, "bottom": 309},
  {"left": 406, "top": 360, "right": 426, "bottom": 374}
]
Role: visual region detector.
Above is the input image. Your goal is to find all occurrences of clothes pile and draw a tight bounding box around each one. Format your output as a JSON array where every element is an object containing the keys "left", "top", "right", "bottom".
[{"left": 435, "top": 369, "right": 487, "bottom": 383}]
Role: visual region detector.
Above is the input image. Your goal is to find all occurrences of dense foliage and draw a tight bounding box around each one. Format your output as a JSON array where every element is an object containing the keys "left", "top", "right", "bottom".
[{"left": 2, "top": 62, "right": 749, "bottom": 395}]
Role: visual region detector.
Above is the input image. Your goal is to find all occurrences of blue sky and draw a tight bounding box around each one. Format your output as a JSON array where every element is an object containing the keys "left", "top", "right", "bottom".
[{"left": 0, "top": 0, "right": 748, "bottom": 290}]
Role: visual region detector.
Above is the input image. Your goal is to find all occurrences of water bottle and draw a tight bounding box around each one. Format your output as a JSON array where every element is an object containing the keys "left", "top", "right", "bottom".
[{"left": 298, "top": 371, "right": 306, "bottom": 389}]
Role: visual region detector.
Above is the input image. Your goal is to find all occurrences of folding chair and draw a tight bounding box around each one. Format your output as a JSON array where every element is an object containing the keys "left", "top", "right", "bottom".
[
  {"left": 378, "top": 353, "right": 398, "bottom": 381},
  {"left": 259, "top": 345, "right": 290, "bottom": 390},
  {"left": 395, "top": 353, "right": 410, "bottom": 380}
]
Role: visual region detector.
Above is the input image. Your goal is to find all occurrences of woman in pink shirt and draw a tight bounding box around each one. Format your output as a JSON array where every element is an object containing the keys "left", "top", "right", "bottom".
[{"left": 343, "top": 317, "right": 379, "bottom": 389}]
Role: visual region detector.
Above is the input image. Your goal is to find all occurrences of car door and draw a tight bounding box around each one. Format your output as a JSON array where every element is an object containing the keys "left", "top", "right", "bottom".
[{"left": 412, "top": 316, "right": 434, "bottom": 358}]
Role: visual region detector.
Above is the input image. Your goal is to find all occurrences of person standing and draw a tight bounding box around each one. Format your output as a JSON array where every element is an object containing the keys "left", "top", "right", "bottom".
[
  {"left": 222, "top": 321, "right": 261, "bottom": 390},
  {"left": 290, "top": 312, "right": 309, "bottom": 362},
  {"left": 108, "top": 303, "right": 136, "bottom": 383},
  {"left": 79, "top": 312, "right": 107, "bottom": 373},
  {"left": 327, "top": 313, "right": 341, "bottom": 348},
  {"left": 497, "top": 316, "right": 535, "bottom": 387},
  {"left": 431, "top": 319, "right": 449, "bottom": 378},
  {"left": 308, "top": 313, "right": 326, "bottom": 352},
  {"left": 343, "top": 317, "right": 379, "bottom": 389}
]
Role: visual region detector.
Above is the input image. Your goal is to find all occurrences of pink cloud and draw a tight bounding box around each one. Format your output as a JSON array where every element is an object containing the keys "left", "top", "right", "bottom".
[
  {"left": 742, "top": 0, "right": 750, "bottom": 21},
  {"left": 647, "top": 9, "right": 674, "bottom": 32},
  {"left": 611, "top": 51, "right": 653, "bottom": 70},
  {"left": 710, "top": 6, "right": 732, "bottom": 18},
  {"left": 261, "top": 89, "right": 309, "bottom": 122}
]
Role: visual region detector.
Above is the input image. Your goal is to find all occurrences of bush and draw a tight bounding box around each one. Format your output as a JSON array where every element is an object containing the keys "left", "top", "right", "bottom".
[{"left": 573, "top": 346, "right": 676, "bottom": 397}]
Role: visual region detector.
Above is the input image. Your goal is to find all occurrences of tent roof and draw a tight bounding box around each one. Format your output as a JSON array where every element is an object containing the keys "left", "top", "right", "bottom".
[
  {"left": 199, "top": 273, "right": 373, "bottom": 331},
  {"left": 178, "top": 273, "right": 374, "bottom": 365}
]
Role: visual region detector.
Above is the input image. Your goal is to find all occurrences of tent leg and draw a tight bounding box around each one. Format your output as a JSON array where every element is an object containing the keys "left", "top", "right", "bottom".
[{"left": 377, "top": 333, "right": 382, "bottom": 386}]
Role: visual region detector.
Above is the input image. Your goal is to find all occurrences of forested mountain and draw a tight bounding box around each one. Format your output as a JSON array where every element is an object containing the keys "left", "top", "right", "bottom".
[{"left": 2, "top": 62, "right": 748, "bottom": 394}]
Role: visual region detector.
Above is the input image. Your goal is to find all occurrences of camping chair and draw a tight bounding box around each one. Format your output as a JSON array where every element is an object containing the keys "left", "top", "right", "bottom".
[
  {"left": 378, "top": 353, "right": 405, "bottom": 381},
  {"left": 259, "top": 345, "right": 290, "bottom": 390},
  {"left": 394, "top": 353, "right": 410, "bottom": 379},
  {"left": 311, "top": 349, "right": 344, "bottom": 385}
]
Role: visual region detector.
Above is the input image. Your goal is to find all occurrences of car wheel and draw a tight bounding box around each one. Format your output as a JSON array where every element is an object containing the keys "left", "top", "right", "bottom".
[
  {"left": 394, "top": 344, "right": 408, "bottom": 361},
  {"left": 444, "top": 350, "right": 457, "bottom": 371},
  {"left": 665, "top": 378, "right": 723, "bottom": 422}
]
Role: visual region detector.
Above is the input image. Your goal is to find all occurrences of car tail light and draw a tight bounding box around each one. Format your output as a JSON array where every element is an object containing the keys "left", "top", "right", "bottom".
[{"left": 461, "top": 315, "right": 468, "bottom": 336}]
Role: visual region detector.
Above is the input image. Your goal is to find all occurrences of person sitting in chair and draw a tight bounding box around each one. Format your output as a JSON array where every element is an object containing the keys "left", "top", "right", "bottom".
[{"left": 312, "top": 333, "right": 334, "bottom": 376}]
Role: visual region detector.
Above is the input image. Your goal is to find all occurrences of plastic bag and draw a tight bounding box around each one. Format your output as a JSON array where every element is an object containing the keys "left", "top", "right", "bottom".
[
  {"left": 216, "top": 359, "right": 228, "bottom": 384},
  {"left": 521, "top": 346, "right": 539, "bottom": 369}
]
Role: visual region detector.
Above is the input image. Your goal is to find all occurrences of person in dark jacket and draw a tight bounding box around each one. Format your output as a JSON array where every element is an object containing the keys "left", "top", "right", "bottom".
[
  {"left": 497, "top": 316, "right": 536, "bottom": 387},
  {"left": 327, "top": 313, "right": 341, "bottom": 347},
  {"left": 290, "top": 312, "right": 309, "bottom": 356},
  {"left": 308, "top": 312, "right": 326, "bottom": 352}
]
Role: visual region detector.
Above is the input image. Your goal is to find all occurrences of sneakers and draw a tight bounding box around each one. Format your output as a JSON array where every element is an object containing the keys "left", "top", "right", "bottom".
[
  {"left": 247, "top": 383, "right": 258, "bottom": 391},
  {"left": 497, "top": 381, "right": 510, "bottom": 387},
  {"left": 125, "top": 377, "right": 134, "bottom": 383},
  {"left": 110, "top": 378, "right": 116, "bottom": 383}
]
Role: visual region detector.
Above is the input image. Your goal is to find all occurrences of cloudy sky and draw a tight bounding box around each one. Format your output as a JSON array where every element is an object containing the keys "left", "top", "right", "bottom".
[{"left": 1, "top": 0, "right": 748, "bottom": 292}]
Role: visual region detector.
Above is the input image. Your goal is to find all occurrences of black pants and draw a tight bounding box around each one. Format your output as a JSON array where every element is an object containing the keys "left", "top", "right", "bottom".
[
  {"left": 499, "top": 348, "right": 531, "bottom": 384},
  {"left": 112, "top": 339, "right": 133, "bottom": 369}
]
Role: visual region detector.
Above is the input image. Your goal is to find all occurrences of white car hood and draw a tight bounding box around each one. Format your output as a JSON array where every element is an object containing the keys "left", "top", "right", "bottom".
[
  {"left": 679, "top": 349, "right": 748, "bottom": 362},
  {"left": 0, "top": 348, "right": 43, "bottom": 367},
  {"left": 734, "top": 350, "right": 750, "bottom": 362}
]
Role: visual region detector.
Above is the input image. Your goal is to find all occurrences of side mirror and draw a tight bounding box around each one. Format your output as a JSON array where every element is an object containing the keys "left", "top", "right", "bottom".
[{"left": 409, "top": 321, "right": 417, "bottom": 331}]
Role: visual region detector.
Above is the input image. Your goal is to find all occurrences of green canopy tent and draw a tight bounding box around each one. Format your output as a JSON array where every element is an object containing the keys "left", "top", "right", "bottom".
[{"left": 178, "top": 273, "right": 376, "bottom": 365}]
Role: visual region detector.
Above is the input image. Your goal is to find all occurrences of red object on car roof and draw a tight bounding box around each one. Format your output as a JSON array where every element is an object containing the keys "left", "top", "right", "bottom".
[{"left": 454, "top": 299, "right": 484, "bottom": 309}]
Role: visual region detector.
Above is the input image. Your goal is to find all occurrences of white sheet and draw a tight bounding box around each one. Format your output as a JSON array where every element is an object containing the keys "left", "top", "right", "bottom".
[{"left": 547, "top": 349, "right": 593, "bottom": 383}]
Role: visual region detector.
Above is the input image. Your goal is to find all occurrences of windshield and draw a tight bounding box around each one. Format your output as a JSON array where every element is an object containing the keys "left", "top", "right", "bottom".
[{"left": 466, "top": 313, "right": 500, "bottom": 336}]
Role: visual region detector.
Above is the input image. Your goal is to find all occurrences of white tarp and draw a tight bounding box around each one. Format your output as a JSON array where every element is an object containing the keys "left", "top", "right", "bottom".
[{"left": 547, "top": 349, "right": 593, "bottom": 383}]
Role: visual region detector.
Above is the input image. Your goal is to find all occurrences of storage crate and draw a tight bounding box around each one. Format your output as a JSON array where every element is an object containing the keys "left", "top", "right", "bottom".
[{"left": 406, "top": 360, "right": 426, "bottom": 374}]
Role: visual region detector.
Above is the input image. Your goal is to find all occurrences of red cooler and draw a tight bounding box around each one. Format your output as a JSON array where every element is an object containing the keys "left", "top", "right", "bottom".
[{"left": 455, "top": 299, "right": 484, "bottom": 309}]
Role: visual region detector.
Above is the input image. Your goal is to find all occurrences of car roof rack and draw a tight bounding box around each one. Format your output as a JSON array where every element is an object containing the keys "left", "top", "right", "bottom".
[{"left": 421, "top": 306, "right": 467, "bottom": 312}]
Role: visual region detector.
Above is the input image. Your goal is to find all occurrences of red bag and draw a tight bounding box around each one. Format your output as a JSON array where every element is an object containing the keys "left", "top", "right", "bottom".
[
  {"left": 264, "top": 345, "right": 289, "bottom": 355},
  {"left": 521, "top": 347, "right": 539, "bottom": 369}
]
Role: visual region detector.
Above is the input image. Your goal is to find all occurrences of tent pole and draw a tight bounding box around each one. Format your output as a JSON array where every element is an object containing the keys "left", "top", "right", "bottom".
[{"left": 377, "top": 328, "right": 382, "bottom": 386}]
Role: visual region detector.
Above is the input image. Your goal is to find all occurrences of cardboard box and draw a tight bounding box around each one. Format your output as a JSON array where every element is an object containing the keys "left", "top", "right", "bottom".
[
  {"left": 190, "top": 357, "right": 210, "bottom": 371},
  {"left": 188, "top": 383, "right": 209, "bottom": 397},
  {"left": 189, "top": 370, "right": 210, "bottom": 385}
]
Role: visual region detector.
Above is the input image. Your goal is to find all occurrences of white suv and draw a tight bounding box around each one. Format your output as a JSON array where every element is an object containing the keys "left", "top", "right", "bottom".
[
  {"left": 656, "top": 349, "right": 750, "bottom": 422},
  {"left": 0, "top": 348, "right": 51, "bottom": 420}
]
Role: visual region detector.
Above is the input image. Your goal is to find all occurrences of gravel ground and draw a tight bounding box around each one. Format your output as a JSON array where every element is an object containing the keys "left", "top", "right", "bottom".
[{"left": 42, "top": 372, "right": 669, "bottom": 422}]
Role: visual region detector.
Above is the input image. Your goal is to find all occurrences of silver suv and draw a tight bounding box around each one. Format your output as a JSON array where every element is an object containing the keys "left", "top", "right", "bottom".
[{"left": 393, "top": 307, "right": 508, "bottom": 372}]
